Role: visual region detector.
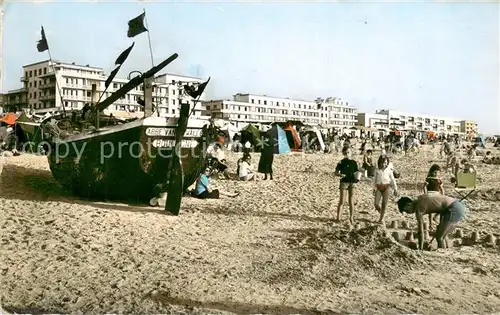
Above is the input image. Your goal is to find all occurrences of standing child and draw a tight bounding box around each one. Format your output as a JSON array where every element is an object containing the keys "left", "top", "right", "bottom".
[
  {"left": 362, "top": 149, "right": 375, "bottom": 178},
  {"left": 423, "top": 164, "right": 444, "bottom": 229},
  {"left": 335, "top": 147, "right": 359, "bottom": 225},
  {"left": 373, "top": 155, "right": 398, "bottom": 224}
]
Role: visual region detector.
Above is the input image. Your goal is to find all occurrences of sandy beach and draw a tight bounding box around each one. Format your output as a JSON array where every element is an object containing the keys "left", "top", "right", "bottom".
[{"left": 1, "top": 145, "right": 500, "bottom": 314}]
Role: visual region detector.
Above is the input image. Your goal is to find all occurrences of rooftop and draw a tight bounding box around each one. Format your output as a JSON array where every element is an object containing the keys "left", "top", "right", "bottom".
[{"left": 23, "top": 59, "right": 103, "bottom": 70}]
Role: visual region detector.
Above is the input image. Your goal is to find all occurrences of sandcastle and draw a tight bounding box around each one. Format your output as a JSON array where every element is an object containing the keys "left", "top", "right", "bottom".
[{"left": 386, "top": 219, "right": 498, "bottom": 250}]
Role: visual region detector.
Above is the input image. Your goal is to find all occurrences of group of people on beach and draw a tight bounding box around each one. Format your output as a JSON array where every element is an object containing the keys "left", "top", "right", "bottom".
[
  {"left": 334, "top": 138, "right": 470, "bottom": 251},
  {"left": 190, "top": 136, "right": 275, "bottom": 200}
]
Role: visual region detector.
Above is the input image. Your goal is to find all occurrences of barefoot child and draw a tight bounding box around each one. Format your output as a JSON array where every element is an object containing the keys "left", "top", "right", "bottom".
[
  {"left": 397, "top": 194, "right": 467, "bottom": 250},
  {"left": 423, "top": 164, "right": 444, "bottom": 229},
  {"left": 362, "top": 149, "right": 375, "bottom": 178},
  {"left": 373, "top": 155, "right": 398, "bottom": 224},
  {"left": 335, "top": 147, "right": 359, "bottom": 225}
]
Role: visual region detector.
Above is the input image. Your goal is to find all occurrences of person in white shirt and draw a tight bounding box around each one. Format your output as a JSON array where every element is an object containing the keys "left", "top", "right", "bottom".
[
  {"left": 373, "top": 155, "right": 398, "bottom": 224},
  {"left": 206, "top": 141, "right": 230, "bottom": 179},
  {"left": 238, "top": 154, "right": 256, "bottom": 181}
]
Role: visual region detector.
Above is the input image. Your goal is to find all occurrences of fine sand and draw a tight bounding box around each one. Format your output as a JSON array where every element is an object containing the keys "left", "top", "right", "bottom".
[{"left": 1, "top": 144, "right": 500, "bottom": 314}]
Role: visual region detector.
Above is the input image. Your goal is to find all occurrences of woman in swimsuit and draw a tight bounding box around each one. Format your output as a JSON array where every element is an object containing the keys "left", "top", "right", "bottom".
[
  {"left": 373, "top": 155, "right": 398, "bottom": 224},
  {"left": 398, "top": 194, "right": 467, "bottom": 250}
]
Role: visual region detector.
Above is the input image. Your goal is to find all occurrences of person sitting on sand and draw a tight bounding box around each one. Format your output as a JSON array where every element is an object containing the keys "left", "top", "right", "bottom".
[
  {"left": 193, "top": 167, "right": 239, "bottom": 199},
  {"left": 482, "top": 151, "right": 492, "bottom": 164},
  {"left": 335, "top": 147, "right": 359, "bottom": 224},
  {"left": 397, "top": 193, "right": 467, "bottom": 250},
  {"left": 362, "top": 149, "right": 375, "bottom": 178},
  {"left": 423, "top": 164, "right": 444, "bottom": 229},
  {"left": 207, "top": 140, "right": 231, "bottom": 179},
  {"left": 238, "top": 154, "right": 256, "bottom": 181},
  {"left": 373, "top": 155, "right": 398, "bottom": 224}
]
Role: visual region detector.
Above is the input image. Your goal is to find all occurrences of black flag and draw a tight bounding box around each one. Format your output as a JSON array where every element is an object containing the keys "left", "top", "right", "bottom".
[
  {"left": 115, "top": 42, "right": 135, "bottom": 65},
  {"left": 37, "top": 26, "right": 49, "bottom": 52},
  {"left": 183, "top": 77, "right": 210, "bottom": 99},
  {"left": 127, "top": 12, "right": 148, "bottom": 38},
  {"left": 105, "top": 65, "right": 121, "bottom": 88}
]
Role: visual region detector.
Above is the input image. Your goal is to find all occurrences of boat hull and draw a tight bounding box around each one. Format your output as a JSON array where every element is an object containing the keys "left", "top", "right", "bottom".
[{"left": 47, "top": 116, "right": 211, "bottom": 202}]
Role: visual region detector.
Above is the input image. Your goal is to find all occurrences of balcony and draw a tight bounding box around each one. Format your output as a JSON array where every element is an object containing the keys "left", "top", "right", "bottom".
[
  {"left": 20, "top": 76, "right": 27, "bottom": 82},
  {"left": 39, "top": 94, "right": 56, "bottom": 101},
  {"left": 39, "top": 70, "right": 56, "bottom": 77},
  {"left": 39, "top": 82, "right": 57, "bottom": 89}
]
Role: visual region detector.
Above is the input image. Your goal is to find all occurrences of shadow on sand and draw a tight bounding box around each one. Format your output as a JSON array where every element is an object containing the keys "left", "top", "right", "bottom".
[
  {"left": 190, "top": 204, "right": 338, "bottom": 224},
  {"left": 0, "top": 164, "right": 172, "bottom": 215},
  {"left": 146, "top": 291, "right": 338, "bottom": 315}
]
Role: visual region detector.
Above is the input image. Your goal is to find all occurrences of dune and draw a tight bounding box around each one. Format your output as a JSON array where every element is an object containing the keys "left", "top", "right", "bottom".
[{"left": 1, "top": 144, "right": 500, "bottom": 314}]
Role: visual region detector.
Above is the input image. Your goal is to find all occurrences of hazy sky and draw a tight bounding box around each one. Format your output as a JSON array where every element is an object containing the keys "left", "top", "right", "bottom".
[{"left": 2, "top": 1, "right": 499, "bottom": 134}]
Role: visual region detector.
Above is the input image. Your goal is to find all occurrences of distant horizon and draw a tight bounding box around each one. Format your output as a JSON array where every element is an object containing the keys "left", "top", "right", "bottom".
[{"left": 2, "top": 1, "right": 499, "bottom": 133}]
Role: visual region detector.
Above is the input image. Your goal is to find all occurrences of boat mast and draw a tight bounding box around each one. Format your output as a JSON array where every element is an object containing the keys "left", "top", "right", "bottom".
[{"left": 143, "top": 77, "right": 153, "bottom": 117}]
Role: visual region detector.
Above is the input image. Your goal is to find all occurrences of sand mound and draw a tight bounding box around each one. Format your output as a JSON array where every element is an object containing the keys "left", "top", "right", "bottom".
[{"left": 285, "top": 225, "right": 424, "bottom": 283}]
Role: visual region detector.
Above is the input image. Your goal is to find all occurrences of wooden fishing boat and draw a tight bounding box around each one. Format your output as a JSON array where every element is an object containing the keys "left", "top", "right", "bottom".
[{"left": 41, "top": 54, "right": 217, "bottom": 210}]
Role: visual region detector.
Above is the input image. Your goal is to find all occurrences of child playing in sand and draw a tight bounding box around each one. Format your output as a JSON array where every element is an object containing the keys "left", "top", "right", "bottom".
[
  {"left": 423, "top": 164, "right": 444, "bottom": 229},
  {"left": 335, "top": 147, "right": 359, "bottom": 225},
  {"left": 373, "top": 155, "right": 398, "bottom": 224},
  {"left": 362, "top": 149, "right": 375, "bottom": 178},
  {"left": 397, "top": 194, "right": 467, "bottom": 250}
]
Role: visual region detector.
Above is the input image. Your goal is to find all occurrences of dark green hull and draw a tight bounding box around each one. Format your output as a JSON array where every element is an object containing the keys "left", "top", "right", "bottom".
[{"left": 47, "top": 117, "right": 210, "bottom": 203}]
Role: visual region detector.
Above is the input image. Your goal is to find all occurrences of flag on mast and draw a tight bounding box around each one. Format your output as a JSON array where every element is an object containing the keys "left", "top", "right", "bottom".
[
  {"left": 183, "top": 77, "right": 210, "bottom": 99},
  {"left": 115, "top": 42, "right": 135, "bottom": 65},
  {"left": 37, "top": 26, "right": 49, "bottom": 52},
  {"left": 127, "top": 12, "right": 148, "bottom": 38},
  {"left": 105, "top": 65, "right": 121, "bottom": 88}
]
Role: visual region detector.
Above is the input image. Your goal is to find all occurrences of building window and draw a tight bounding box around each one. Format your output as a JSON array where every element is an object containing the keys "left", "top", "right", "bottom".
[
  {"left": 38, "top": 69, "right": 42, "bottom": 75},
  {"left": 251, "top": 99, "right": 254, "bottom": 104},
  {"left": 44, "top": 68, "right": 47, "bottom": 74},
  {"left": 264, "top": 100, "right": 267, "bottom": 105}
]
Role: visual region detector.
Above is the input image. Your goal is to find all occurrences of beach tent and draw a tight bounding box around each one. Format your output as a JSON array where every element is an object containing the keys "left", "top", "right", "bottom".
[
  {"left": 302, "top": 127, "right": 326, "bottom": 152},
  {"left": 283, "top": 123, "right": 301, "bottom": 151},
  {"left": 219, "top": 122, "right": 239, "bottom": 141},
  {"left": 475, "top": 135, "right": 486, "bottom": 148},
  {"left": 241, "top": 124, "right": 261, "bottom": 148},
  {"left": 0, "top": 112, "right": 17, "bottom": 126},
  {"left": 15, "top": 112, "right": 43, "bottom": 152},
  {"left": 494, "top": 137, "right": 500, "bottom": 147},
  {"left": 267, "top": 124, "right": 291, "bottom": 154}
]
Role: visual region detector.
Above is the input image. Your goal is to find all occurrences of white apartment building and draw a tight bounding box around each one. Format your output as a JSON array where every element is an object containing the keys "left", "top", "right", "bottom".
[
  {"left": 10, "top": 60, "right": 207, "bottom": 117},
  {"left": 204, "top": 94, "right": 357, "bottom": 129},
  {"left": 357, "top": 109, "right": 463, "bottom": 135}
]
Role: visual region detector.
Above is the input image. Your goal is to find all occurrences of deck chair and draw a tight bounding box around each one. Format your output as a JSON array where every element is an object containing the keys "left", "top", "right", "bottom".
[{"left": 454, "top": 172, "right": 477, "bottom": 200}]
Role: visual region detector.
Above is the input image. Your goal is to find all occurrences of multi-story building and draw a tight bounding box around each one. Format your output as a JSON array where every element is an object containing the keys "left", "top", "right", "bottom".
[
  {"left": 0, "top": 94, "right": 4, "bottom": 114},
  {"left": 460, "top": 120, "right": 478, "bottom": 137},
  {"left": 8, "top": 59, "right": 207, "bottom": 117},
  {"left": 204, "top": 93, "right": 357, "bottom": 129},
  {"left": 3, "top": 88, "right": 28, "bottom": 113},
  {"left": 357, "top": 109, "right": 464, "bottom": 135},
  {"left": 315, "top": 97, "right": 358, "bottom": 129}
]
